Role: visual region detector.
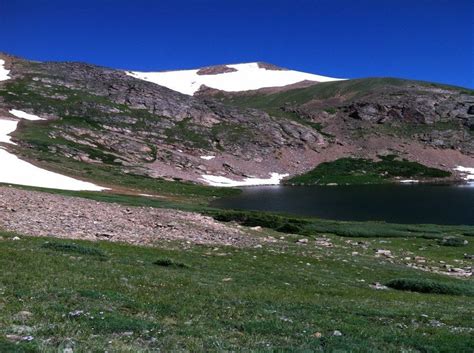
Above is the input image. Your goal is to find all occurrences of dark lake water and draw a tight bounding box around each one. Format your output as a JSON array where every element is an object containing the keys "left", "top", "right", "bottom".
[{"left": 211, "top": 184, "right": 474, "bottom": 225}]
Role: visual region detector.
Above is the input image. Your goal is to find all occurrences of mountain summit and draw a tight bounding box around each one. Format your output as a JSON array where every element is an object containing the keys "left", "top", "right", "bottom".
[{"left": 126, "top": 62, "right": 344, "bottom": 95}]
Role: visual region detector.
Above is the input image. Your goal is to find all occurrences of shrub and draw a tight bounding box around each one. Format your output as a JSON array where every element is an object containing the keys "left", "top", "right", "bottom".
[
  {"left": 286, "top": 157, "right": 451, "bottom": 185},
  {"left": 276, "top": 223, "right": 304, "bottom": 234},
  {"left": 438, "top": 236, "right": 468, "bottom": 247},
  {"left": 385, "top": 278, "right": 474, "bottom": 296},
  {"left": 42, "top": 242, "right": 106, "bottom": 257},
  {"left": 153, "top": 258, "right": 189, "bottom": 268}
]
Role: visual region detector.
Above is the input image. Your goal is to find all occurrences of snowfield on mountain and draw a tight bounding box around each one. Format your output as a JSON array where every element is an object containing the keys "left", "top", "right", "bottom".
[
  {"left": 126, "top": 62, "right": 344, "bottom": 95},
  {"left": 0, "top": 110, "right": 105, "bottom": 191},
  {"left": 0, "top": 59, "right": 10, "bottom": 81}
]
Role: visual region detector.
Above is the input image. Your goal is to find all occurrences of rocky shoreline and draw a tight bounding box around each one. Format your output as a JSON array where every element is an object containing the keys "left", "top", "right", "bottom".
[{"left": 0, "top": 186, "right": 266, "bottom": 247}]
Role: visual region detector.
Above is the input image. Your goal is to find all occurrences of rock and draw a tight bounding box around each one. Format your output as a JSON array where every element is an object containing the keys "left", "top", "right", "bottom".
[
  {"left": 6, "top": 335, "right": 23, "bottom": 342},
  {"left": 375, "top": 249, "right": 392, "bottom": 258},
  {"left": 68, "top": 310, "right": 84, "bottom": 317},
  {"left": 250, "top": 226, "right": 262, "bottom": 231},
  {"left": 12, "top": 236, "right": 20, "bottom": 241},
  {"left": 312, "top": 332, "right": 322, "bottom": 338},
  {"left": 315, "top": 239, "right": 333, "bottom": 247},
  {"left": 429, "top": 320, "right": 445, "bottom": 327},
  {"left": 222, "top": 277, "right": 232, "bottom": 282},
  {"left": 332, "top": 330, "right": 343, "bottom": 336},
  {"left": 11, "top": 325, "right": 33, "bottom": 335},
  {"left": 297, "top": 238, "right": 308, "bottom": 244},
  {"left": 370, "top": 282, "right": 389, "bottom": 290},
  {"left": 450, "top": 268, "right": 464, "bottom": 273},
  {"left": 14, "top": 311, "right": 33, "bottom": 321}
]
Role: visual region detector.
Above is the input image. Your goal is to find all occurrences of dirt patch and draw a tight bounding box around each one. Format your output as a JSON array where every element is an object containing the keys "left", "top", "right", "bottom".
[
  {"left": 0, "top": 187, "right": 263, "bottom": 247},
  {"left": 197, "top": 65, "right": 237, "bottom": 75},
  {"left": 257, "top": 62, "right": 288, "bottom": 71}
]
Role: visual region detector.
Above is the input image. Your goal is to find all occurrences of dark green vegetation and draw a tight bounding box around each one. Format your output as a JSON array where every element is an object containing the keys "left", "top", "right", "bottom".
[
  {"left": 153, "top": 258, "right": 189, "bottom": 269},
  {"left": 386, "top": 278, "right": 474, "bottom": 296},
  {"left": 41, "top": 241, "right": 106, "bottom": 257},
  {"left": 210, "top": 209, "right": 474, "bottom": 239},
  {"left": 0, "top": 231, "right": 472, "bottom": 352},
  {"left": 286, "top": 156, "right": 451, "bottom": 185},
  {"left": 438, "top": 236, "right": 468, "bottom": 247}
]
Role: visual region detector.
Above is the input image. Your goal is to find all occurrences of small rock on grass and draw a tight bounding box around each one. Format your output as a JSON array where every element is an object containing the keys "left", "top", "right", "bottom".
[
  {"left": 14, "top": 311, "right": 33, "bottom": 321},
  {"left": 370, "top": 282, "right": 389, "bottom": 290},
  {"left": 332, "top": 330, "right": 343, "bottom": 336}
]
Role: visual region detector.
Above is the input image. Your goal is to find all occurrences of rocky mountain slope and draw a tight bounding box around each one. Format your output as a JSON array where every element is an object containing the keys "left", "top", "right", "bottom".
[{"left": 0, "top": 53, "right": 473, "bottom": 190}]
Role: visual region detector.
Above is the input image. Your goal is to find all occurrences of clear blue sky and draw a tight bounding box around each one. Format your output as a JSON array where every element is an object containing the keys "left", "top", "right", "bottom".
[{"left": 1, "top": 0, "right": 473, "bottom": 88}]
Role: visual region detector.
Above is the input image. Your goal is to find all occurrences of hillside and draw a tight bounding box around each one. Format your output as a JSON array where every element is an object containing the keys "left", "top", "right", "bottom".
[{"left": 0, "top": 53, "right": 473, "bottom": 192}]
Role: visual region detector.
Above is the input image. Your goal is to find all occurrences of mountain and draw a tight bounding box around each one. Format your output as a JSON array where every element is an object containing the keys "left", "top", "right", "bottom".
[
  {"left": 0, "top": 53, "right": 473, "bottom": 191},
  {"left": 126, "top": 62, "right": 344, "bottom": 95}
]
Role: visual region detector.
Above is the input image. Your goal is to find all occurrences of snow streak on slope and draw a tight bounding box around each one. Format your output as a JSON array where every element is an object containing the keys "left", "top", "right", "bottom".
[
  {"left": 9, "top": 109, "right": 43, "bottom": 120},
  {"left": 127, "top": 62, "right": 344, "bottom": 95},
  {"left": 0, "top": 111, "right": 106, "bottom": 191},
  {"left": 0, "top": 59, "right": 10, "bottom": 81},
  {"left": 455, "top": 166, "right": 474, "bottom": 181},
  {"left": 200, "top": 172, "right": 289, "bottom": 187},
  {"left": 0, "top": 120, "right": 19, "bottom": 144}
]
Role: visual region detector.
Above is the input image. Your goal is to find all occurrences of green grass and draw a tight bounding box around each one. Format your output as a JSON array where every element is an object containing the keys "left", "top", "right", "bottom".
[
  {"left": 0, "top": 231, "right": 472, "bottom": 351},
  {"left": 286, "top": 156, "right": 451, "bottom": 185}
]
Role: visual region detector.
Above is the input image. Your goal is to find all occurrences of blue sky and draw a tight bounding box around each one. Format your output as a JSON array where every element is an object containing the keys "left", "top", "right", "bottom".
[{"left": 1, "top": 0, "right": 473, "bottom": 88}]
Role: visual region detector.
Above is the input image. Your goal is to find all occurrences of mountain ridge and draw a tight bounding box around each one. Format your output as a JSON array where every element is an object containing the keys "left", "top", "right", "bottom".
[{"left": 0, "top": 52, "right": 473, "bottom": 192}]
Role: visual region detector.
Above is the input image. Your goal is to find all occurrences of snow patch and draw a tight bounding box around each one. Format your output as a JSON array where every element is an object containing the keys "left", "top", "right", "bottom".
[
  {"left": 200, "top": 172, "right": 289, "bottom": 187},
  {"left": 200, "top": 155, "right": 215, "bottom": 160},
  {"left": 9, "top": 109, "right": 43, "bottom": 121},
  {"left": 455, "top": 166, "right": 474, "bottom": 181},
  {"left": 0, "top": 120, "right": 20, "bottom": 144},
  {"left": 127, "top": 62, "right": 344, "bottom": 95},
  {"left": 0, "top": 59, "right": 10, "bottom": 81},
  {"left": 399, "top": 179, "right": 419, "bottom": 183},
  {"left": 0, "top": 117, "right": 106, "bottom": 191}
]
